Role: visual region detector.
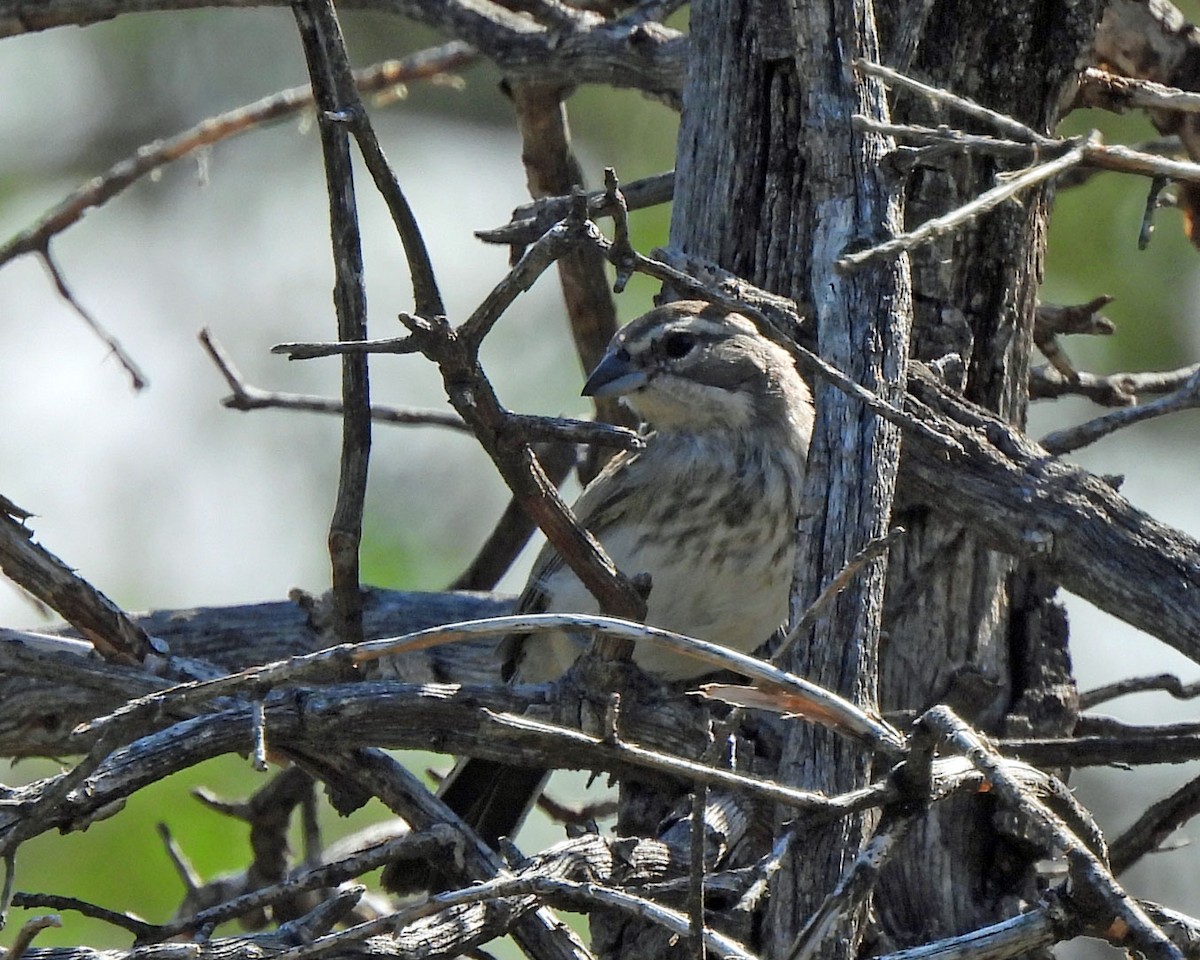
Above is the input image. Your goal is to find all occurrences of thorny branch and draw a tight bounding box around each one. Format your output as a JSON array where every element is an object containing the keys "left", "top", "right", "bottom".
[
  {"left": 10, "top": 12, "right": 1200, "bottom": 960},
  {"left": 199, "top": 329, "right": 470, "bottom": 432}
]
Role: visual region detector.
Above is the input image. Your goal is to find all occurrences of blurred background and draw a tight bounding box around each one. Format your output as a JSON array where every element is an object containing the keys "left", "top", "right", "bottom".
[{"left": 1, "top": 7, "right": 1199, "bottom": 957}]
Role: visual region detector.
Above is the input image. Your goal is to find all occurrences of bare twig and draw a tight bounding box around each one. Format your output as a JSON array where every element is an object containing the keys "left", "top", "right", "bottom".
[
  {"left": 391, "top": 203, "right": 648, "bottom": 623},
  {"left": 293, "top": 0, "right": 373, "bottom": 647},
  {"left": 476, "top": 171, "right": 675, "bottom": 248},
  {"left": 688, "top": 779, "right": 707, "bottom": 960},
  {"left": 1080, "top": 673, "right": 1200, "bottom": 710},
  {"left": 0, "top": 43, "right": 476, "bottom": 273},
  {"left": 0, "top": 0, "right": 687, "bottom": 106},
  {"left": 1002, "top": 733, "right": 1200, "bottom": 768},
  {"left": 786, "top": 807, "right": 919, "bottom": 960},
  {"left": 150, "top": 828, "right": 461, "bottom": 940},
  {"left": 1079, "top": 66, "right": 1200, "bottom": 117},
  {"left": 507, "top": 81, "right": 631, "bottom": 482},
  {"left": 210, "top": 326, "right": 641, "bottom": 450},
  {"left": 776, "top": 527, "right": 906, "bottom": 661},
  {"left": 157, "top": 822, "right": 203, "bottom": 893},
  {"left": 1109, "top": 772, "right": 1200, "bottom": 875},
  {"left": 200, "top": 328, "right": 469, "bottom": 431},
  {"left": 0, "top": 723, "right": 129, "bottom": 867},
  {"left": 1033, "top": 296, "right": 1115, "bottom": 382},
  {"left": 79, "top": 612, "right": 903, "bottom": 753},
  {"left": 270, "top": 336, "right": 421, "bottom": 359},
  {"left": 854, "top": 59, "right": 1055, "bottom": 144},
  {"left": 333, "top": 94, "right": 444, "bottom": 321},
  {"left": 1040, "top": 368, "right": 1200, "bottom": 455},
  {"left": 603, "top": 169, "right": 637, "bottom": 293},
  {"left": 297, "top": 748, "right": 593, "bottom": 960},
  {"left": 366, "top": 615, "right": 904, "bottom": 752},
  {"left": 855, "top": 118, "right": 1048, "bottom": 159},
  {"left": 503, "top": 413, "right": 642, "bottom": 450},
  {"left": 479, "top": 708, "right": 875, "bottom": 822},
  {"left": 6, "top": 914, "right": 62, "bottom": 960},
  {"left": 267, "top": 873, "right": 749, "bottom": 960},
  {"left": 1030, "top": 362, "right": 1200, "bottom": 406},
  {"left": 873, "top": 895, "right": 1071, "bottom": 960},
  {"left": 456, "top": 201, "right": 597, "bottom": 348},
  {"left": 838, "top": 141, "right": 1089, "bottom": 270},
  {"left": 1054, "top": 136, "right": 1182, "bottom": 191},
  {"left": 38, "top": 249, "right": 148, "bottom": 391},
  {"left": 9, "top": 894, "right": 152, "bottom": 939},
  {"left": 1140, "top": 174, "right": 1171, "bottom": 248}
]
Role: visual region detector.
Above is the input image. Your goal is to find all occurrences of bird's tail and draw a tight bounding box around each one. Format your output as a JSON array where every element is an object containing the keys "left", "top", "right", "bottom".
[
  {"left": 383, "top": 758, "right": 548, "bottom": 894},
  {"left": 438, "top": 757, "right": 550, "bottom": 851}
]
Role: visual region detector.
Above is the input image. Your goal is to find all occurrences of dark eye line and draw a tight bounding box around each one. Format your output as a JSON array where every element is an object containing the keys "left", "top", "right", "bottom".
[{"left": 661, "top": 331, "right": 697, "bottom": 359}]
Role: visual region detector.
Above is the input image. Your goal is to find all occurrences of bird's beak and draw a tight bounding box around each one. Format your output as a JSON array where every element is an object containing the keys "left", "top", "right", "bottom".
[{"left": 582, "top": 350, "right": 648, "bottom": 397}]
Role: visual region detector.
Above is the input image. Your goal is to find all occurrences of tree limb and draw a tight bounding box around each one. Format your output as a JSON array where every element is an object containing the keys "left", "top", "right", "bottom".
[{"left": 0, "top": 0, "right": 686, "bottom": 103}]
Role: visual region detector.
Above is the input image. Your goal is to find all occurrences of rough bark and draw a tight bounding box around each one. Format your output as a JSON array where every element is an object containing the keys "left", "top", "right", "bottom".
[
  {"left": 876, "top": 0, "right": 1103, "bottom": 947},
  {"left": 665, "top": 0, "right": 1104, "bottom": 952},
  {"left": 650, "top": 1, "right": 913, "bottom": 956}
]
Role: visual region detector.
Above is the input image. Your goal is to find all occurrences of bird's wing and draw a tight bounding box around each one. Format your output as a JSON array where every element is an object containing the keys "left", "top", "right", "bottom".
[{"left": 500, "top": 446, "right": 647, "bottom": 679}]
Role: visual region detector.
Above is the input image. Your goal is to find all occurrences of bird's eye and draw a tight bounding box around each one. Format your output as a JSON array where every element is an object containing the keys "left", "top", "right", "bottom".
[{"left": 661, "top": 331, "right": 696, "bottom": 359}]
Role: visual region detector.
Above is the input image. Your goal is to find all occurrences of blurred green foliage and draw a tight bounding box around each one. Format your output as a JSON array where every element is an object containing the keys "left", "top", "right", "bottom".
[{"left": 1045, "top": 108, "right": 1196, "bottom": 373}]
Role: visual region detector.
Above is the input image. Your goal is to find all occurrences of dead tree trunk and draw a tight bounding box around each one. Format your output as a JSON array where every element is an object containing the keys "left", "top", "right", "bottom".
[{"left": 667, "top": 0, "right": 1101, "bottom": 951}]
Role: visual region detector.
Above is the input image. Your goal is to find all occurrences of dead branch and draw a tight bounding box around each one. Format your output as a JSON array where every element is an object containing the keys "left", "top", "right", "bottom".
[
  {"left": 0, "top": 0, "right": 686, "bottom": 104},
  {"left": 476, "top": 171, "right": 675, "bottom": 249},
  {"left": 508, "top": 82, "right": 633, "bottom": 484},
  {"left": 67, "top": 612, "right": 901, "bottom": 756},
  {"left": 787, "top": 807, "right": 920, "bottom": 960},
  {"left": 1002, "top": 732, "right": 1200, "bottom": 768},
  {"left": 199, "top": 329, "right": 471, "bottom": 432},
  {"left": 0, "top": 43, "right": 476, "bottom": 272},
  {"left": 5, "top": 915, "right": 62, "bottom": 960},
  {"left": 1080, "top": 673, "right": 1200, "bottom": 709},
  {"left": 36, "top": 251, "right": 147, "bottom": 391},
  {"left": 1079, "top": 66, "right": 1200, "bottom": 115},
  {"left": 855, "top": 59, "right": 1053, "bottom": 144},
  {"left": 916, "top": 706, "right": 1178, "bottom": 960},
  {"left": 1040, "top": 368, "right": 1200, "bottom": 454},
  {"left": 1033, "top": 296, "right": 1115, "bottom": 382},
  {"left": 387, "top": 208, "right": 647, "bottom": 622},
  {"left": 838, "top": 140, "right": 1090, "bottom": 269},
  {"left": 902, "top": 364, "right": 1200, "bottom": 668},
  {"left": 1109, "top": 772, "right": 1200, "bottom": 875},
  {"left": 293, "top": 0, "right": 373, "bottom": 647},
  {"left": 0, "top": 497, "right": 153, "bottom": 665},
  {"left": 1030, "top": 361, "right": 1200, "bottom": 405}
]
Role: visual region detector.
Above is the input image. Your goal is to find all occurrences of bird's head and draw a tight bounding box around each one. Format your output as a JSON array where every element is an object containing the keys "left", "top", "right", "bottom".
[{"left": 583, "top": 301, "right": 811, "bottom": 434}]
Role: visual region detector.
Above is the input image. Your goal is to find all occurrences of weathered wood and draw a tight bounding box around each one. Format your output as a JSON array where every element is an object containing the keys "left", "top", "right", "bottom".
[
  {"left": 0, "top": 0, "right": 685, "bottom": 104},
  {"left": 873, "top": 0, "right": 1102, "bottom": 946},
  {"left": 0, "top": 588, "right": 509, "bottom": 757}
]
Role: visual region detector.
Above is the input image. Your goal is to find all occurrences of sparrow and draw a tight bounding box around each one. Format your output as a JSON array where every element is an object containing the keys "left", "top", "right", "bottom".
[{"left": 403, "top": 300, "right": 814, "bottom": 889}]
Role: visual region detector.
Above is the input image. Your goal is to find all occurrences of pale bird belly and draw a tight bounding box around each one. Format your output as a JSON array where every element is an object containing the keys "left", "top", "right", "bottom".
[{"left": 516, "top": 518, "right": 794, "bottom": 683}]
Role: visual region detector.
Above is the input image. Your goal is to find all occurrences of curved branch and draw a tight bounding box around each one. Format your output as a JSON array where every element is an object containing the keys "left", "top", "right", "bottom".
[{"left": 0, "top": 0, "right": 686, "bottom": 102}]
